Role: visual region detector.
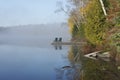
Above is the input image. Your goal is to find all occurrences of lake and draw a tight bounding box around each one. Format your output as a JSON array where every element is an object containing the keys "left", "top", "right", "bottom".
[
  {"left": 0, "top": 45, "right": 72, "bottom": 80},
  {"left": 0, "top": 24, "right": 120, "bottom": 80},
  {"left": 0, "top": 24, "right": 74, "bottom": 80}
]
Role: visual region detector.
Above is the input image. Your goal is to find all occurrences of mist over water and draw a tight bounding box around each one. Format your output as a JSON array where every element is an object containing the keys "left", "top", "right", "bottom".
[
  {"left": 0, "top": 23, "right": 72, "bottom": 80},
  {"left": 0, "top": 23, "right": 71, "bottom": 48}
]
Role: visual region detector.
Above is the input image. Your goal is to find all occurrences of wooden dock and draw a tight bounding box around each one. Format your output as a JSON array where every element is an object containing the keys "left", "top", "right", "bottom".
[{"left": 51, "top": 42, "right": 86, "bottom": 45}]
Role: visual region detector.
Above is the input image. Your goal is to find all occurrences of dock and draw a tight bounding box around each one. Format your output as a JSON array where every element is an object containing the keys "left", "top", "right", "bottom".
[
  {"left": 51, "top": 42, "right": 86, "bottom": 45},
  {"left": 52, "top": 37, "right": 86, "bottom": 45}
]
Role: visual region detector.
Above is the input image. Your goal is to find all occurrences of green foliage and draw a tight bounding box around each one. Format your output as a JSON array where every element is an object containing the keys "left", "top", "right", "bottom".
[
  {"left": 78, "top": 23, "right": 85, "bottom": 38},
  {"left": 67, "top": 0, "right": 120, "bottom": 54},
  {"left": 115, "top": 14, "right": 120, "bottom": 26},
  {"left": 71, "top": 25, "right": 79, "bottom": 37},
  {"left": 103, "top": 0, "right": 110, "bottom": 8},
  {"left": 112, "top": 33, "right": 120, "bottom": 41},
  {"left": 71, "top": 23, "right": 85, "bottom": 41},
  {"left": 83, "top": 0, "right": 107, "bottom": 45},
  {"left": 111, "top": 32, "right": 120, "bottom": 52}
]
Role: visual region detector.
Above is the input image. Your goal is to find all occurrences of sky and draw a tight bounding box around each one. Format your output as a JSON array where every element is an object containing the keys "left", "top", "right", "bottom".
[{"left": 0, "top": 0, "right": 67, "bottom": 26}]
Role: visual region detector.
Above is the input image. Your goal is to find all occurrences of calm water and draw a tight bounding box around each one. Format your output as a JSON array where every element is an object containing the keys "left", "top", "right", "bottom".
[
  {"left": 0, "top": 25, "right": 74, "bottom": 80},
  {"left": 0, "top": 25, "right": 120, "bottom": 80},
  {"left": 0, "top": 45, "right": 71, "bottom": 80}
]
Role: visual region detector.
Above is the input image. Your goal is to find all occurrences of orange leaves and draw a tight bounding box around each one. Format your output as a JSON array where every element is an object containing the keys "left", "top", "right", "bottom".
[{"left": 107, "top": 0, "right": 120, "bottom": 21}]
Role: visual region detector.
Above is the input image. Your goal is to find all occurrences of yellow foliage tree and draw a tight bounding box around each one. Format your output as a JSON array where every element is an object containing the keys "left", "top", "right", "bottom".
[{"left": 81, "top": 0, "right": 107, "bottom": 45}]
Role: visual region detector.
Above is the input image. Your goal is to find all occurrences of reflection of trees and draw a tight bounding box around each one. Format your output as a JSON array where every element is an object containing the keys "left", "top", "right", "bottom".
[
  {"left": 82, "top": 58, "right": 120, "bottom": 80},
  {"left": 55, "top": 45, "right": 120, "bottom": 80},
  {"left": 67, "top": 45, "right": 83, "bottom": 80},
  {"left": 55, "top": 65, "right": 81, "bottom": 80},
  {"left": 68, "top": 45, "right": 83, "bottom": 63},
  {"left": 55, "top": 45, "right": 83, "bottom": 80},
  {"left": 67, "top": 46, "right": 120, "bottom": 80},
  {"left": 56, "top": 67, "right": 79, "bottom": 80}
]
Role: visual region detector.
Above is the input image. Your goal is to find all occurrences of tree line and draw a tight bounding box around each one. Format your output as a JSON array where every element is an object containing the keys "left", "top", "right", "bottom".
[{"left": 66, "top": 0, "right": 120, "bottom": 53}]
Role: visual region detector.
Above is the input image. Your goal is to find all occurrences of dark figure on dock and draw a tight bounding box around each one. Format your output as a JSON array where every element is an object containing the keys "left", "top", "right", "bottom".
[
  {"left": 59, "top": 37, "right": 62, "bottom": 42},
  {"left": 54, "top": 37, "right": 58, "bottom": 42}
]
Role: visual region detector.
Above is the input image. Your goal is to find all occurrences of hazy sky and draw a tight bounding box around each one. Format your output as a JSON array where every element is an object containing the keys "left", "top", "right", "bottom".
[{"left": 0, "top": 0, "right": 67, "bottom": 26}]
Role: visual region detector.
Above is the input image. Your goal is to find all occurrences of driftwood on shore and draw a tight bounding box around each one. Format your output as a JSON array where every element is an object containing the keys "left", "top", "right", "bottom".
[
  {"left": 84, "top": 51, "right": 110, "bottom": 61},
  {"left": 84, "top": 51, "right": 100, "bottom": 60}
]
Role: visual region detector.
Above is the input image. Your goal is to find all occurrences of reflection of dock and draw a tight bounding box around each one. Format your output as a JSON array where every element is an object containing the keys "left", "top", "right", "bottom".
[{"left": 51, "top": 42, "right": 86, "bottom": 45}]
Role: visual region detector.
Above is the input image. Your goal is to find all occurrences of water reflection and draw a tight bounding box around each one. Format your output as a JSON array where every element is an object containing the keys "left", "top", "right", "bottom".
[
  {"left": 0, "top": 24, "right": 72, "bottom": 80},
  {"left": 54, "top": 45, "right": 62, "bottom": 50},
  {"left": 55, "top": 45, "right": 82, "bottom": 80},
  {"left": 55, "top": 67, "right": 75, "bottom": 80},
  {"left": 57, "top": 45, "right": 120, "bottom": 80},
  {"left": 55, "top": 64, "right": 81, "bottom": 80}
]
